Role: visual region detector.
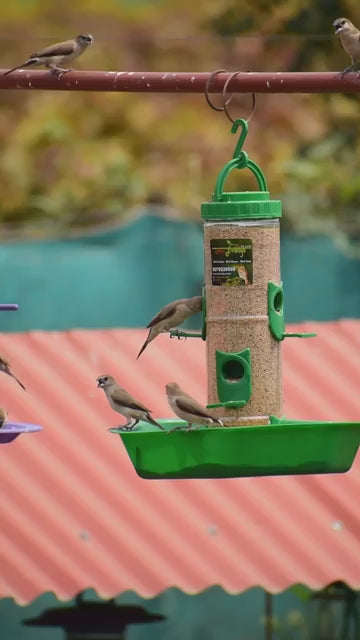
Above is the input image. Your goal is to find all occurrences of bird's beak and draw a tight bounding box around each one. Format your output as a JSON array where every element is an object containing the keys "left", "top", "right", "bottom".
[{"left": 97, "top": 379, "right": 103, "bottom": 387}]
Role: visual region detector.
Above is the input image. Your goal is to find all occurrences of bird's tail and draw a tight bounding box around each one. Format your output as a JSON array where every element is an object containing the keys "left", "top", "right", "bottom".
[
  {"left": 3, "top": 65, "right": 23, "bottom": 77},
  {"left": 146, "top": 413, "right": 165, "bottom": 430},
  {"left": 10, "top": 372, "right": 26, "bottom": 391},
  {"left": 136, "top": 330, "right": 153, "bottom": 359},
  {"left": 3, "top": 59, "right": 37, "bottom": 76}
]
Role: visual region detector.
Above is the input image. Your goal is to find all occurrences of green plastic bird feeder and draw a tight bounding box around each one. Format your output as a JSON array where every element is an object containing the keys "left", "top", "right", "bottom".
[{"left": 114, "top": 118, "right": 360, "bottom": 479}]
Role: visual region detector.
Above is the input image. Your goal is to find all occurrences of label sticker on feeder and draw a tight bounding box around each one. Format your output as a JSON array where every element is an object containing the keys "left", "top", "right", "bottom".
[{"left": 210, "top": 239, "right": 253, "bottom": 286}]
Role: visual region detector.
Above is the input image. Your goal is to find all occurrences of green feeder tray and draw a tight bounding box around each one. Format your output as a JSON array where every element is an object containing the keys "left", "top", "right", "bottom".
[{"left": 110, "top": 418, "right": 360, "bottom": 479}]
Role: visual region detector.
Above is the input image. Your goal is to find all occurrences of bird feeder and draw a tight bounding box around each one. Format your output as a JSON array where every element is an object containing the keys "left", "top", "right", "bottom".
[
  {"left": 114, "top": 120, "right": 360, "bottom": 479},
  {"left": 0, "top": 303, "right": 43, "bottom": 444},
  {"left": 0, "top": 422, "right": 42, "bottom": 444}
]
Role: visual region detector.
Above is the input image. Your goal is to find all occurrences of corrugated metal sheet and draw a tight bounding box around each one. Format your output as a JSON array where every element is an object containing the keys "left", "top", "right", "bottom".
[{"left": 0, "top": 319, "right": 359, "bottom": 603}]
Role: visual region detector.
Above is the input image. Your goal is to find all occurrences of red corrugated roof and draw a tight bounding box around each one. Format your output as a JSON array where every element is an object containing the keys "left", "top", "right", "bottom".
[{"left": 0, "top": 320, "right": 359, "bottom": 603}]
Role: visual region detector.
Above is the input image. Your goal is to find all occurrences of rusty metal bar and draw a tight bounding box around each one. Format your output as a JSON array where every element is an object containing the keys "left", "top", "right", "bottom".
[{"left": 0, "top": 70, "right": 359, "bottom": 93}]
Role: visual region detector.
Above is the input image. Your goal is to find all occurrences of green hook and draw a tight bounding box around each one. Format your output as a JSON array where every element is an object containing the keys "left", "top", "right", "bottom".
[
  {"left": 231, "top": 118, "right": 249, "bottom": 160},
  {"left": 212, "top": 117, "right": 268, "bottom": 201}
]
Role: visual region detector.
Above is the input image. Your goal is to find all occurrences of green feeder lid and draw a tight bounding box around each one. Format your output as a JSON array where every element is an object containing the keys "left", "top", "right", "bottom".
[
  {"left": 202, "top": 190, "right": 282, "bottom": 221},
  {"left": 110, "top": 418, "right": 360, "bottom": 479},
  {"left": 201, "top": 118, "right": 281, "bottom": 221}
]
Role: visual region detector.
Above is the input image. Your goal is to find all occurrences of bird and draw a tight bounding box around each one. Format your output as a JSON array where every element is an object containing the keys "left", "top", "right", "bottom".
[
  {"left": 236, "top": 265, "right": 250, "bottom": 285},
  {"left": 0, "top": 356, "right": 26, "bottom": 390},
  {"left": 96, "top": 374, "right": 165, "bottom": 431},
  {"left": 333, "top": 18, "right": 360, "bottom": 78},
  {"left": 0, "top": 407, "right": 8, "bottom": 428},
  {"left": 165, "top": 382, "right": 224, "bottom": 432},
  {"left": 137, "top": 295, "right": 202, "bottom": 359},
  {"left": 3, "top": 34, "right": 93, "bottom": 77}
]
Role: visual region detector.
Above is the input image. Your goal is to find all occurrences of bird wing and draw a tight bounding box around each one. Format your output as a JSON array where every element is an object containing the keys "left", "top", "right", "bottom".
[
  {"left": 146, "top": 301, "right": 179, "bottom": 328},
  {"left": 34, "top": 40, "right": 75, "bottom": 58},
  {"left": 111, "top": 387, "right": 150, "bottom": 412},
  {"left": 176, "top": 395, "right": 213, "bottom": 419}
]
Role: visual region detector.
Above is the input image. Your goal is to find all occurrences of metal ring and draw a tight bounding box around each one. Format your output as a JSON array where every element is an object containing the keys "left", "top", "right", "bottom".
[
  {"left": 223, "top": 71, "right": 256, "bottom": 124},
  {"left": 205, "top": 69, "right": 232, "bottom": 112}
]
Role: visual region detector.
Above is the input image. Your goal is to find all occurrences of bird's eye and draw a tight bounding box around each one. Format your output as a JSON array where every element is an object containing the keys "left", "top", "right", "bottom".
[{"left": 341, "top": 20, "right": 346, "bottom": 25}]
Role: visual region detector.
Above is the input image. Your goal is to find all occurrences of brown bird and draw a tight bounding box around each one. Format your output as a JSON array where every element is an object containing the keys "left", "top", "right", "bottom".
[
  {"left": 165, "top": 382, "right": 224, "bottom": 432},
  {"left": 0, "top": 407, "right": 8, "bottom": 428},
  {"left": 333, "top": 17, "right": 360, "bottom": 78},
  {"left": 137, "top": 295, "right": 202, "bottom": 359},
  {"left": 3, "top": 34, "right": 93, "bottom": 77},
  {"left": 0, "top": 357, "right": 26, "bottom": 390},
  {"left": 97, "top": 374, "right": 165, "bottom": 431}
]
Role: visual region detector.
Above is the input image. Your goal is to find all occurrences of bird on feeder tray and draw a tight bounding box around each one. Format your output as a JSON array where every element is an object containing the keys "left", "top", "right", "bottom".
[
  {"left": 166, "top": 382, "right": 224, "bottom": 432},
  {"left": 0, "top": 407, "right": 8, "bottom": 428},
  {"left": 0, "top": 356, "right": 26, "bottom": 390},
  {"left": 96, "top": 374, "right": 165, "bottom": 431},
  {"left": 137, "top": 295, "right": 202, "bottom": 359},
  {"left": 3, "top": 34, "right": 93, "bottom": 78},
  {"left": 333, "top": 17, "right": 360, "bottom": 78}
]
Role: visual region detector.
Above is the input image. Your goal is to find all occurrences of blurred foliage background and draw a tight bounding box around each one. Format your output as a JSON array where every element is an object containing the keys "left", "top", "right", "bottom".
[{"left": 0, "top": 0, "right": 359, "bottom": 252}]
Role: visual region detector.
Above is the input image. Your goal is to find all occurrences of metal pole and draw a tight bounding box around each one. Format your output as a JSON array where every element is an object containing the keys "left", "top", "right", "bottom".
[
  {"left": 0, "top": 70, "right": 359, "bottom": 93},
  {"left": 265, "top": 591, "right": 273, "bottom": 640}
]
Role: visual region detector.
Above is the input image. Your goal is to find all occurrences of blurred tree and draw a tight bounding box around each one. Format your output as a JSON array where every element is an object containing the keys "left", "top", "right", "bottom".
[{"left": 0, "top": 0, "right": 358, "bottom": 251}]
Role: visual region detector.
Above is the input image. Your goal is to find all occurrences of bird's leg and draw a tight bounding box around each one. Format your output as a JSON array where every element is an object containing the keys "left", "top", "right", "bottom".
[
  {"left": 169, "top": 329, "right": 186, "bottom": 341},
  {"left": 168, "top": 422, "right": 195, "bottom": 434},
  {"left": 48, "top": 65, "right": 72, "bottom": 79},
  {"left": 168, "top": 423, "right": 189, "bottom": 433},
  {"left": 119, "top": 418, "right": 138, "bottom": 432},
  {"left": 340, "top": 60, "right": 360, "bottom": 79}
]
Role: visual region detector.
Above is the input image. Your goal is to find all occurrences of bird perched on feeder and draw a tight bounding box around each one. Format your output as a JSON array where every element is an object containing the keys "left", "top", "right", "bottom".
[
  {"left": 166, "top": 382, "right": 224, "bottom": 432},
  {"left": 0, "top": 407, "right": 8, "bottom": 428},
  {"left": 0, "top": 356, "right": 26, "bottom": 390},
  {"left": 3, "top": 34, "right": 93, "bottom": 78},
  {"left": 137, "top": 295, "right": 202, "bottom": 359},
  {"left": 333, "top": 17, "right": 360, "bottom": 78},
  {"left": 96, "top": 374, "right": 165, "bottom": 431}
]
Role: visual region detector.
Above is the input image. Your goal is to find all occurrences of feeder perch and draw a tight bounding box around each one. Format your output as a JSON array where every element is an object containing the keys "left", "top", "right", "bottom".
[
  {"left": 0, "top": 302, "right": 43, "bottom": 444},
  {"left": 268, "top": 282, "right": 316, "bottom": 340},
  {"left": 113, "top": 118, "right": 360, "bottom": 479}
]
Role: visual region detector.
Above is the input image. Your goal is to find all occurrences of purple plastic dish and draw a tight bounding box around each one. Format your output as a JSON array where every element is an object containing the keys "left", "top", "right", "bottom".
[
  {"left": 0, "top": 304, "right": 19, "bottom": 311},
  {"left": 0, "top": 422, "right": 42, "bottom": 444}
]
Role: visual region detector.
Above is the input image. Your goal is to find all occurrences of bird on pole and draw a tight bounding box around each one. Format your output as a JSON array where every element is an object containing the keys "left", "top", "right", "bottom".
[
  {"left": 3, "top": 34, "right": 93, "bottom": 77},
  {"left": 333, "top": 17, "right": 360, "bottom": 78}
]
